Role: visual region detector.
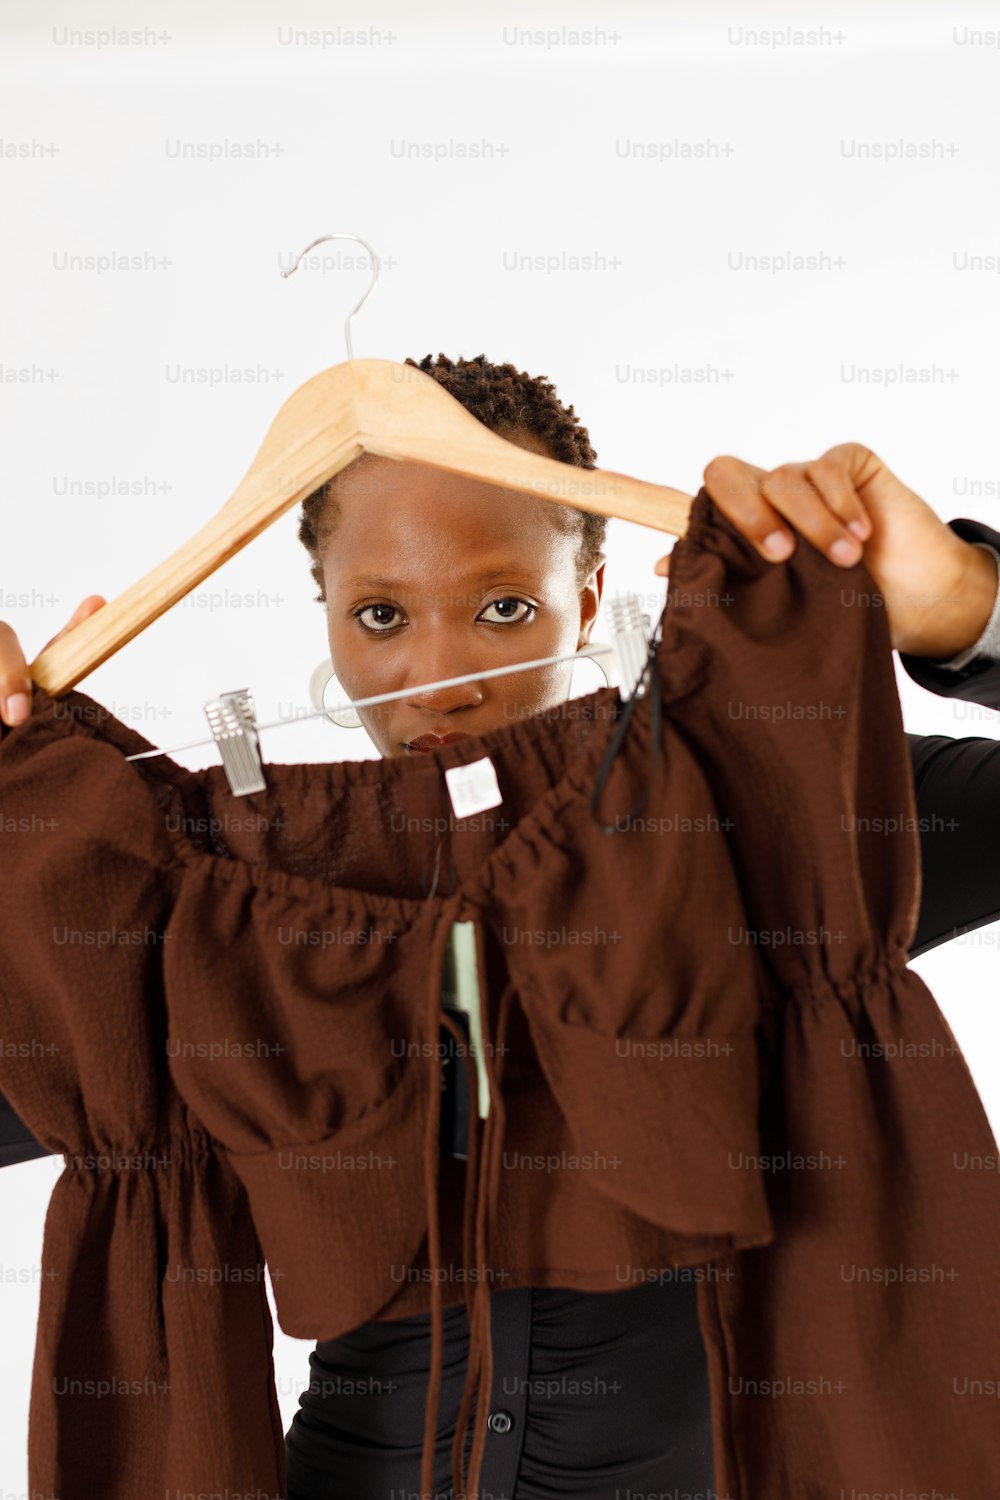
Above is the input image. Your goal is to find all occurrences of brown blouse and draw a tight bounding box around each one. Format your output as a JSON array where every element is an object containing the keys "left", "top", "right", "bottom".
[{"left": 0, "top": 485, "right": 997, "bottom": 1499}]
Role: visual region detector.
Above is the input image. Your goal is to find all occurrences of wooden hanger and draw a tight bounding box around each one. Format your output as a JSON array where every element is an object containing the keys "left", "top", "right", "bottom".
[{"left": 29, "top": 232, "right": 694, "bottom": 696}]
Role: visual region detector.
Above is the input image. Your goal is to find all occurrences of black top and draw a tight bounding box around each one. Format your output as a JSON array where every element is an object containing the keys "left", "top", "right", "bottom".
[{"left": 4, "top": 514, "right": 1000, "bottom": 1499}]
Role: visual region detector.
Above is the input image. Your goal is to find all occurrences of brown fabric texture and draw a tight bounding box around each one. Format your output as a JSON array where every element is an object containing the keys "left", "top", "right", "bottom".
[{"left": 0, "top": 484, "right": 997, "bottom": 1498}]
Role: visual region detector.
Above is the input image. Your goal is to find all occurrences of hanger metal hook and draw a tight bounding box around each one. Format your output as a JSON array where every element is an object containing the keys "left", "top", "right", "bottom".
[{"left": 280, "top": 231, "right": 380, "bottom": 360}]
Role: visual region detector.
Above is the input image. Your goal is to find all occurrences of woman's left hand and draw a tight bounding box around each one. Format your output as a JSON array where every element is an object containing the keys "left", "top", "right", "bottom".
[{"left": 654, "top": 443, "right": 998, "bottom": 659}]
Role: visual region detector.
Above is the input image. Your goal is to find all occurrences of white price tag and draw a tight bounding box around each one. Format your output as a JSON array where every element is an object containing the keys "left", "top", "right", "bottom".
[{"left": 444, "top": 756, "right": 503, "bottom": 818}]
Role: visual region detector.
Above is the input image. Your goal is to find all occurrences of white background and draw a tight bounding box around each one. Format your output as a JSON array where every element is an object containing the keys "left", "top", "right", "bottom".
[{"left": 2, "top": 0, "right": 999, "bottom": 1487}]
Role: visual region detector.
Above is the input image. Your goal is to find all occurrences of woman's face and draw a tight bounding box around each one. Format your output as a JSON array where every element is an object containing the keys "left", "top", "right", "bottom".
[{"left": 319, "top": 436, "right": 605, "bottom": 758}]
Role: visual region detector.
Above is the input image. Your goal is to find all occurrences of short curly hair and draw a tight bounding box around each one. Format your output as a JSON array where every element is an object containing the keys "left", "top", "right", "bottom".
[{"left": 297, "top": 352, "right": 605, "bottom": 604}]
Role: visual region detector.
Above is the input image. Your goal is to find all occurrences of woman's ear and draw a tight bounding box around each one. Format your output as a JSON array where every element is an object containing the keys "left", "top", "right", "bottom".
[{"left": 577, "top": 555, "right": 606, "bottom": 648}]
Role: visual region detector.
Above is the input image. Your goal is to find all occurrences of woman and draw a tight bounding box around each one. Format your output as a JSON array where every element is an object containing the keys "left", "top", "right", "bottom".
[{"left": 1, "top": 352, "right": 999, "bottom": 1498}]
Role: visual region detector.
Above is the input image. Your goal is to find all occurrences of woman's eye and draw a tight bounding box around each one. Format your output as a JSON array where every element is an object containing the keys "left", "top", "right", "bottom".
[
  {"left": 356, "top": 604, "right": 403, "bottom": 632},
  {"left": 479, "top": 597, "right": 534, "bottom": 624},
  {"left": 355, "top": 598, "right": 534, "bottom": 632}
]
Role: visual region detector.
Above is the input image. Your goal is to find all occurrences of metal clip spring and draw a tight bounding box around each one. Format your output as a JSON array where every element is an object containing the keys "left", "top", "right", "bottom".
[
  {"left": 204, "top": 688, "right": 266, "bottom": 796},
  {"left": 608, "top": 595, "right": 653, "bottom": 699}
]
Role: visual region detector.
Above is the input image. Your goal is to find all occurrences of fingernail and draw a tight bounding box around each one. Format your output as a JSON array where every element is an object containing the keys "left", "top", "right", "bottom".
[
  {"left": 4, "top": 693, "right": 30, "bottom": 725},
  {"left": 830, "top": 537, "right": 861, "bottom": 566},
  {"left": 762, "top": 530, "right": 794, "bottom": 560},
  {"left": 848, "top": 519, "right": 868, "bottom": 540}
]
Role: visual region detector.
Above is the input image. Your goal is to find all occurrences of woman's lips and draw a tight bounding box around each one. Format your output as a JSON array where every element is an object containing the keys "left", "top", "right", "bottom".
[{"left": 405, "top": 731, "right": 471, "bottom": 752}]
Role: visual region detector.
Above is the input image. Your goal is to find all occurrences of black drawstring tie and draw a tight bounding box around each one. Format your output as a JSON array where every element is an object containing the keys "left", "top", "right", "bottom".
[{"left": 589, "top": 623, "right": 664, "bottom": 835}]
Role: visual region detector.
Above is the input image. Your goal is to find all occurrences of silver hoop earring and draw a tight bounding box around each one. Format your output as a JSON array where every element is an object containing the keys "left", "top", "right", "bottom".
[
  {"left": 568, "top": 643, "right": 611, "bottom": 698},
  {"left": 309, "top": 658, "right": 363, "bottom": 728}
]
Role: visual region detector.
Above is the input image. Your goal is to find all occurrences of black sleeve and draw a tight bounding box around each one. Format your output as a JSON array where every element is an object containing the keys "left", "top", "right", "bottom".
[
  {"left": 903, "top": 515, "right": 1000, "bottom": 958},
  {"left": 897, "top": 515, "right": 1000, "bottom": 711},
  {"left": 0, "top": 1088, "right": 53, "bottom": 1167},
  {"left": 0, "top": 715, "right": 56, "bottom": 1167},
  {"left": 907, "top": 731, "right": 1000, "bottom": 958}
]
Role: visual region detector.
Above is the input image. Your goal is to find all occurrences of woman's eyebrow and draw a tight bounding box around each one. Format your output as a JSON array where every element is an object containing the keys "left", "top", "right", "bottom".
[{"left": 346, "top": 566, "right": 530, "bottom": 589}]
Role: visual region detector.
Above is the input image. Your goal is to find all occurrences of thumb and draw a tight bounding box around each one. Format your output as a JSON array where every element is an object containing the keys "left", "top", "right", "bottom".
[{"left": 41, "top": 595, "right": 107, "bottom": 654}]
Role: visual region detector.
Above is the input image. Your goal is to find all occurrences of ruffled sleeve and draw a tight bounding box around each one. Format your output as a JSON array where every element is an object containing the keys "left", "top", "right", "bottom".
[
  {"left": 0, "top": 689, "right": 286, "bottom": 1498},
  {"left": 662, "top": 489, "right": 1000, "bottom": 1496}
]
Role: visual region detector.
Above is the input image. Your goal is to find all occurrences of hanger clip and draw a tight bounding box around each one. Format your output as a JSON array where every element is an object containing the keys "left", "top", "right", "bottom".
[
  {"left": 204, "top": 688, "right": 266, "bottom": 796},
  {"left": 608, "top": 595, "right": 653, "bottom": 700}
]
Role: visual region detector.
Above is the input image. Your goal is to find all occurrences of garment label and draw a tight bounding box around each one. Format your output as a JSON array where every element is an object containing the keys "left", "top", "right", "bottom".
[{"left": 444, "top": 756, "right": 502, "bottom": 819}]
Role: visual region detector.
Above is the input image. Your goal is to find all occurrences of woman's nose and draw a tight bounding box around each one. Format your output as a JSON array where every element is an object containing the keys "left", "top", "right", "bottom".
[
  {"left": 404, "top": 673, "right": 485, "bottom": 714},
  {"left": 401, "top": 636, "right": 487, "bottom": 713}
]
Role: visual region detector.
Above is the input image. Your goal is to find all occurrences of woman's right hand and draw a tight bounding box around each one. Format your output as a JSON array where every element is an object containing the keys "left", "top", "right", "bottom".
[{"left": 0, "top": 596, "right": 107, "bottom": 727}]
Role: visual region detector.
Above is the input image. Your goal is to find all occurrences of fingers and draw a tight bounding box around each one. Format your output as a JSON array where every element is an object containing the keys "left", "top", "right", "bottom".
[
  {"left": 702, "top": 452, "right": 875, "bottom": 567},
  {"left": 40, "top": 594, "right": 107, "bottom": 653},
  {"left": 801, "top": 453, "right": 873, "bottom": 542},
  {"left": 0, "top": 619, "right": 31, "bottom": 725},
  {"left": 703, "top": 456, "right": 798, "bottom": 561},
  {"left": 758, "top": 465, "right": 863, "bottom": 566},
  {"left": 0, "top": 595, "right": 106, "bottom": 727}
]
